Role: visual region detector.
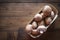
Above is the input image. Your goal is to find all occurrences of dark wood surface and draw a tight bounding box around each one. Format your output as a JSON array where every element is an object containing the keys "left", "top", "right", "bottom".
[
  {"left": 0, "top": 3, "right": 60, "bottom": 40},
  {"left": 0, "top": 0, "right": 60, "bottom": 3}
]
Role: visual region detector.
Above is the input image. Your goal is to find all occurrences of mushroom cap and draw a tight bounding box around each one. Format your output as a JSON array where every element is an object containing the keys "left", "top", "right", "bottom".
[
  {"left": 25, "top": 24, "right": 32, "bottom": 33},
  {"left": 37, "top": 25, "right": 47, "bottom": 33},
  {"left": 42, "top": 5, "right": 52, "bottom": 17},
  {"left": 32, "top": 21, "right": 37, "bottom": 29},
  {"left": 34, "top": 13, "right": 42, "bottom": 22},
  {"left": 45, "top": 17, "right": 52, "bottom": 25},
  {"left": 42, "top": 5, "right": 52, "bottom": 13}
]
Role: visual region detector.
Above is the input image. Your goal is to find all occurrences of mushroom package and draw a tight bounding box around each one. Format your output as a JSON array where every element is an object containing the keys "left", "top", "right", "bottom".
[{"left": 25, "top": 5, "right": 58, "bottom": 38}]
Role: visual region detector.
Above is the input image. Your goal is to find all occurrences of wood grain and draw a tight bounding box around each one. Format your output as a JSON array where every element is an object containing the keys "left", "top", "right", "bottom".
[
  {"left": 0, "top": 0, "right": 60, "bottom": 2},
  {"left": 0, "top": 3, "right": 60, "bottom": 40}
]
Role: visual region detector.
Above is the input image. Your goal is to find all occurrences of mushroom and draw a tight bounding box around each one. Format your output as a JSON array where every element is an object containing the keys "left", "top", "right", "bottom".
[
  {"left": 32, "top": 21, "right": 37, "bottom": 29},
  {"left": 38, "top": 20, "right": 45, "bottom": 26},
  {"left": 51, "top": 11, "right": 55, "bottom": 19},
  {"left": 25, "top": 24, "right": 32, "bottom": 33},
  {"left": 42, "top": 5, "right": 52, "bottom": 17},
  {"left": 37, "top": 25, "right": 47, "bottom": 34},
  {"left": 45, "top": 17, "right": 52, "bottom": 26},
  {"left": 34, "top": 13, "right": 42, "bottom": 22}
]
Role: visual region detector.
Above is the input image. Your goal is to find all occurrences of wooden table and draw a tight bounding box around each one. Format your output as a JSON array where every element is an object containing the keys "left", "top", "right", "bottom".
[{"left": 0, "top": 3, "right": 60, "bottom": 40}]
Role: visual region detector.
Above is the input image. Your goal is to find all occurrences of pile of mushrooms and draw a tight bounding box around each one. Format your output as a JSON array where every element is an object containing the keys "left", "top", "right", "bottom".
[{"left": 25, "top": 5, "right": 55, "bottom": 38}]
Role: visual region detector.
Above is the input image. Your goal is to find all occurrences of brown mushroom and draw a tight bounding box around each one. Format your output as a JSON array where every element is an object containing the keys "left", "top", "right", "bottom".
[
  {"left": 34, "top": 13, "right": 42, "bottom": 22},
  {"left": 45, "top": 17, "right": 52, "bottom": 26},
  {"left": 25, "top": 24, "right": 32, "bottom": 33}
]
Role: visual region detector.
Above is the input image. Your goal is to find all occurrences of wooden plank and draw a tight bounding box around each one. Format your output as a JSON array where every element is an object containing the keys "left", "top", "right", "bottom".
[
  {"left": 54, "top": 18, "right": 60, "bottom": 29},
  {"left": 0, "top": 3, "right": 48, "bottom": 17},
  {"left": 0, "top": 0, "right": 60, "bottom": 3},
  {"left": 14, "top": 32, "right": 18, "bottom": 40},
  {"left": 0, "top": 32, "right": 7, "bottom": 40},
  {"left": 7, "top": 32, "right": 15, "bottom": 40},
  {"left": 0, "top": 17, "right": 33, "bottom": 31},
  {"left": 0, "top": 3, "right": 60, "bottom": 17}
]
